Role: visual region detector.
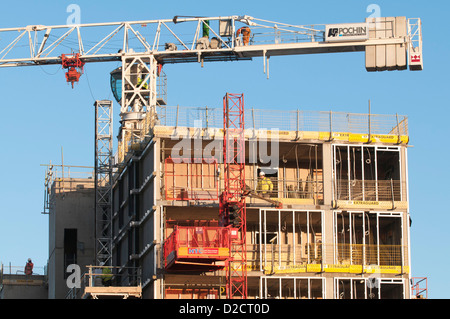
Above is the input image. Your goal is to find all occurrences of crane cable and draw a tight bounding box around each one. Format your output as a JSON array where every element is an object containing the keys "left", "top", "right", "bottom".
[{"left": 82, "top": 64, "right": 97, "bottom": 101}]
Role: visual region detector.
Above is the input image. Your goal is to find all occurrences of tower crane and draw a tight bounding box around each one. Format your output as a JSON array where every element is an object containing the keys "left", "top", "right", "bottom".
[
  {"left": 0, "top": 14, "right": 423, "bottom": 299},
  {"left": 0, "top": 14, "right": 423, "bottom": 155}
]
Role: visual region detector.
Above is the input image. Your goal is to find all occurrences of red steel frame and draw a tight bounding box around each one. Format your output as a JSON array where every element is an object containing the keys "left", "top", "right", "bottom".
[
  {"left": 411, "top": 277, "right": 428, "bottom": 299},
  {"left": 164, "top": 225, "right": 231, "bottom": 271},
  {"left": 220, "top": 93, "right": 247, "bottom": 299}
]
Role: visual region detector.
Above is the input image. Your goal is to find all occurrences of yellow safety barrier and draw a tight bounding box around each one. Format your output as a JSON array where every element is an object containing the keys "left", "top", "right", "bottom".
[
  {"left": 153, "top": 126, "right": 408, "bottom": 145},
  {"left": 246, "top": 243, "right": 409, "bottom": 275}
]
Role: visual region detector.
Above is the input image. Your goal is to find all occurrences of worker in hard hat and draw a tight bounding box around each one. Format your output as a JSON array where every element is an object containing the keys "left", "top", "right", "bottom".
[
  {"left": 257, "top": 171, "right": 273, "bottom": 198},
  {"left": 236, "top": 26, "right": 251, "bottom": 46},
  {"left": 24, "top": 258, "right": 34, "bottom": 276},
  {"left": 137, "top": 77, "right": 148, "bottom": 90},
  {"left": 101, "top": 265, "right": 113, "bottom": 286},
  {"left": 202, "top": 20, "right": 210, "bottom": 38}
]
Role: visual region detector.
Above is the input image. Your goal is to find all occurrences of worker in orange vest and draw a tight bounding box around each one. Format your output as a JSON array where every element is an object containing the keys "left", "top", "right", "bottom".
[
  {"left": 236, "top": 26, "right": 251, "bottom": 46},
  {"left": 24, "top": 258, "right": 34, "bottom": 275}
]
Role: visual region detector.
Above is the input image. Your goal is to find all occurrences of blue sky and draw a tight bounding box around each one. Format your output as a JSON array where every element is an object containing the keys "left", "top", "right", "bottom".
[{"left": 0, "top": 0, "right": 447, "bottom": 298}]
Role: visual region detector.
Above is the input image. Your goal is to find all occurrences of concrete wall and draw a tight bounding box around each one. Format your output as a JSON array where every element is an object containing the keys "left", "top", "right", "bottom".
[
  {"left": 1, "top": 275, "right": 48, "bottom": 299},
  {"left": 112, "top": 138, "right": 160, "bottom": 298},
  {"left": 47, "top": 179, "right": 95, "bottom": 299}
]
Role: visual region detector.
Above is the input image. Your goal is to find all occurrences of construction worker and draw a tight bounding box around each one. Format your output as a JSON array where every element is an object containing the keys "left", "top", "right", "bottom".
[
  {"left": 236, "top": 26, "right": 251, "bottom": 46},
  {"left": 24, "top": 258, "right": 33, "bottom": 276},
  {"left": 101, "top": 265, "right": 113, "bottom": 286},
  {"left": 137, "top": 77, "right": 148, "bottom": 90},
  {"left": 202, "top": 20, "right": 210, "bottom": 38},
  {"left": 257, "top": 171, "right": 273, "bottom": 198}
]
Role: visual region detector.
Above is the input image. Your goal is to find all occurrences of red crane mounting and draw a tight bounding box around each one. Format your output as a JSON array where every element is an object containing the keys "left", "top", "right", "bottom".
[{"left": 61, "top": 53, "right": 85, "bottom": 88}]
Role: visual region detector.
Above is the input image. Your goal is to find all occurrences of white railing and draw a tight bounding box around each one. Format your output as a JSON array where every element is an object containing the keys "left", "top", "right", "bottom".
[{"left": 156, "top": 105, "right": 408, "bottom": 136}]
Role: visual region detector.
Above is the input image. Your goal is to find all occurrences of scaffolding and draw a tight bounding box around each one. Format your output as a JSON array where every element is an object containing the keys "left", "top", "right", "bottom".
[
  {"left": 67, "top": 266, "right": 142, "bottom": 299},
  {"left": 94, "top": 100, "right": 114, "bottom": 266}
]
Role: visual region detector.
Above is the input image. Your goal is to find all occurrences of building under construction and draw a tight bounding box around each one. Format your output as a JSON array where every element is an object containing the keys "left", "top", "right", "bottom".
[
  {"left": 0, "top": 15, "right": 426, "bottom": 299},
  {"left": 110, "top": 98, "right": 414, "bottom": 299},
  {"left": 39, "top": 95, "right": 415, "bottom": 299}
]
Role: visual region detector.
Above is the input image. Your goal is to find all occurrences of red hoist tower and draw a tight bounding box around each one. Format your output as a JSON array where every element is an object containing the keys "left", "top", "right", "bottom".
[{"left": 220, "top": 93, "right": 247, "bottom": 299}]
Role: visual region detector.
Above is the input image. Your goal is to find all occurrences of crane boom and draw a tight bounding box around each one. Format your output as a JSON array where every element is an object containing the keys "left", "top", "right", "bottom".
[{"left": 0, "top": 15, "right": 422, "bottom": 71}]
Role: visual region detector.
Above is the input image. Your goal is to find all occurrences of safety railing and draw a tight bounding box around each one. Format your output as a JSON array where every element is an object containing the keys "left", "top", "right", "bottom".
[
  {"left": 66, "top": 265, "right": 141, "bottom": 299},
  {"left": 86, "top": 266, "right": 141, "bottom": 287},
  {"left": 165, "top": 226, "right": 230, "bottom": 251},
  {"left": 249, "top": 23, "right": 324, "bottom": 45},
  {"left": 157, "top": 70, "right": 167, "bottom": 105},
  {"left": 411, "top": 277, "right": 428, "bottom": 299},
  {"left": 177, "top": 226, "right": 229, "bottom": 248},
  {"left": 334, "top": 243, "right": 407, "bottom": 267},
  {"left": 0, "top": 263, "right": 46, "bottom": 276},
  {"left": 156, "top": 105, "right": 408, "bottom": 136},
  {"left": 162, "top": 168, "right": 406, "bottom": 205},
  {"left": 256, "top": 243, "right": 323, "bottom": 271},
  {"left": 41, "top": 163, "right": 95, "bottom": 214},
  {"left": 118, "top": 105, "right": 408, "bottom": 166},
  {"left": 164, "top": 226, "right": 231, "bottom": 269},
  {"left": 165, "top": 185, "right": 219, "bottom": 201},
  {"left": 42, "top": 164, "right": 95, "bottom": 190},
  {"left": 334, "top": 179, "right": 406, "bottom": 202},
  {"left": 165, "top": 288, "right": 220, "bottom": 299},
  {"left": 162, "top": 175, "right": 324, "bottom": 203},
  {"left": 245, "top": 177, "right": 323, "bottom": 203},
  {"left": 251, "top": 243, "right": 408, "bottom": 272}
]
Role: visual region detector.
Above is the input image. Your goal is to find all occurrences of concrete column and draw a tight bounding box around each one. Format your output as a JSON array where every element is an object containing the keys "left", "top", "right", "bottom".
[
  {"left": 322, "top": 142, "right": 336, "bottom": 299},
  {"left": 322, "top": 143, "right": 333, "bottom": 207}
]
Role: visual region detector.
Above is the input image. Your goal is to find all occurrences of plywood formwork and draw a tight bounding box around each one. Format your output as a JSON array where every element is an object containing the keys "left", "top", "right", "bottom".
[{"left": 83, "top": 286, "right": 142, "bottom": 299}]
